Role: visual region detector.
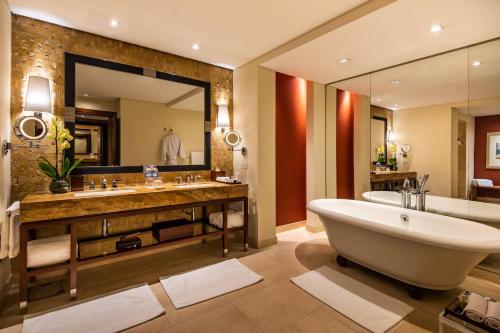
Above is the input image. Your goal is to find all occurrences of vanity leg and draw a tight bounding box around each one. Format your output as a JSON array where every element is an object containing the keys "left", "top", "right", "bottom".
[
  {"left": 19, "top": 224, "right": 28, "bottom": 311},
  {"left": 201, "top": 206, "right": 208, "bottom": 243},
  {"left": 222, "top": 203, "right": 228, "bottom": 257},
  {"left": 243, "top": 197, "right": 249, "bottom": 251},
  {"left": 69, "top": 223, "right": 77, "bottom": 299}
]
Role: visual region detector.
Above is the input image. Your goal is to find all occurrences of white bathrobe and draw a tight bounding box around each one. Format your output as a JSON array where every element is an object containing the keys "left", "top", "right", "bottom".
[{"left": 161, "top": 133, "right": 186, "bottom": 165}]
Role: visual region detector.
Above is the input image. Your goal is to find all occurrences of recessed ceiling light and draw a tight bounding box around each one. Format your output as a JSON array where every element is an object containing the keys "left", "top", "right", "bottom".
[
  {"left": 338, "top": 57, "right": 348, "bottom": 63},
  {"left": 83, "top": 93, "right": 89, "bottom": 97},
  {"left": 472, "top": 60, "right": 483, "bottom": 67},
  {"left": 192, "top": 43, "right": 200, "bottom": 50},
  {"left": 430, "top": 24, "right": 444, "bottom": 33},
  {"left": 391, "top": 80, "right": 400, "bottom": 85},
  {"left": 109, "top": 19, "right": 119, "bottom": 28}
]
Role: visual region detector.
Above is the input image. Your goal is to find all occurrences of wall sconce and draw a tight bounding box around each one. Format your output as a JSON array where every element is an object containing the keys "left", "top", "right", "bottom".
[
  {"left": 216, "top": 104, "right": 230, "bottom": 133},
  {"left": 2, "top": 75, "right": 52, "bottom": 155},
  {"left": 24, "top": 75, "right": 53, "bottom": 116},
  {"left": 387, "top": 129, "right": 396, "bottom": 143}
]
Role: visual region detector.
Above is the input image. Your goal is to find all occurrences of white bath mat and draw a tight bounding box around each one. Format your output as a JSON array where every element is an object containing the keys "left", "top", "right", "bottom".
[
  {"left": 291, "top": 266, "right": 413, "bottom": 333},
  {"left": 160, "top": 258, "right": 262, "bottom": 309},
  {"left": 22, "top": 284, "right": 164, "bottom": 333}
]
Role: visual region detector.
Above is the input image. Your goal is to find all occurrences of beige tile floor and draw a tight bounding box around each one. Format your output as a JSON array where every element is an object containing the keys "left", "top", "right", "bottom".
[{"left": 0, "top": 227, "right": 499, "bottom": 332}]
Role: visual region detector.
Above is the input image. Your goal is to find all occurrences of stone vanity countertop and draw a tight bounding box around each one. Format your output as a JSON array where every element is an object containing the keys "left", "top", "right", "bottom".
[{"left": 20, "top": 182, "right": 248, "bottom": 223}]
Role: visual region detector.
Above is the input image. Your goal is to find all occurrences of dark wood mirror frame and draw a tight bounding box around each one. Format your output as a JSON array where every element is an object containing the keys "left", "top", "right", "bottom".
[
  {"left": 64, "top": 53, "right": 211, "bottom": 174},
  {"left": 371, "top": 115, "right": 387, "bottom": 165}
]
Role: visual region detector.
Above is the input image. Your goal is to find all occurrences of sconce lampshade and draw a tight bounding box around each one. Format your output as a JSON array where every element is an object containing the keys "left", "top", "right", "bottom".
[
  {"left": 24, "top": 75, "right": 52, "bottom": 114},
  {"left": 387, "top": 129, "right": 396, "bottom": 143},
  {"left": 217, "top": 104, "right": 230, "bottom": 129}
]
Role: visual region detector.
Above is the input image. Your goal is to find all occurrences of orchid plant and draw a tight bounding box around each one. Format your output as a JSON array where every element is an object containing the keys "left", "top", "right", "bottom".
[
  {"left": 387, "top": 143, "right": 398, "bottom": 170},
  {"left": 37, "top": 118, "right": 82, "bottom": 189}
]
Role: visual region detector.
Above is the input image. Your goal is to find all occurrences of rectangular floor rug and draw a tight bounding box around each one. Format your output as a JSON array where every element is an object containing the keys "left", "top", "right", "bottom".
[
  {"left": 160, "top": 258, "right": 262, "bottom": 309},
  {"left": 291, "top": 266, "right": 413, "bottom": 333},
  {"left": 22, "top": 284, "right": 164, "bottom": 333}
]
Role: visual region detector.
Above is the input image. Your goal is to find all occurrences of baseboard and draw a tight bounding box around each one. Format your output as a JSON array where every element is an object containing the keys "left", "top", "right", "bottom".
[
  {"left": 276, "top": 220, "right": 306, "bottom": 233},
  {"left": 305, "top": 224, "right": 324, "bottom": 233},
  {"left": 252, "top": 236, "right": 278, "bottom": 249}
]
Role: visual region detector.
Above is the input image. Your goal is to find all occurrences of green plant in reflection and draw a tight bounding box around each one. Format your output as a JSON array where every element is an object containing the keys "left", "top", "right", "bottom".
[{"left": 388, "top": 143, "right": 398, "bottom": 171}]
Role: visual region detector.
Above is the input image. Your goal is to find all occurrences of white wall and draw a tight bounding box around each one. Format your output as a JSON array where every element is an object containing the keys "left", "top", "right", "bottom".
[
  {"left": 119, "top": 98, "right": 204, "bottom": 166},
  {"left": 233, "top": 64, "right": 277, "bottom": 247},
  {"left": 325, "top": 85, "right": 337, "bottom": 198},
  {"left": 394, "top": 104, "right": 453, "bottom": 196},
  {"left": 306, "top": 82, "right": 326, "bottom": 231},
  {"left": 75, "top": 96, "right": 118, "bottom": 112},
  {"left": 354, "top": 94, "right": 371, "bottom": 199},
  {"left": 0, "top": 0, "right": 11, "bottom": 295}
]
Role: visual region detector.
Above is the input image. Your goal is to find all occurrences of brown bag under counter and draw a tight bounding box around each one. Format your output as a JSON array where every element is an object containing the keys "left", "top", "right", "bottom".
[{"left": 152, "top": 219, "right": 194, "bottom": 242}]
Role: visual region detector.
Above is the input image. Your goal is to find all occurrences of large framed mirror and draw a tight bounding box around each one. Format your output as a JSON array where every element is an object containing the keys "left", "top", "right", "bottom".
[{"left": 64, "top": 53, "right": 211, "bottom": 174}]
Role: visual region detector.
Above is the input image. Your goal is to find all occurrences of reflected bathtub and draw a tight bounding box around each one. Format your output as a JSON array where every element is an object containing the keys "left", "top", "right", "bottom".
[
  {"left": 362, "top": 191, "right": 500, "bottom": 227},
  {"left": 308, "top": 199, "right": 500, "bottom": 291}
]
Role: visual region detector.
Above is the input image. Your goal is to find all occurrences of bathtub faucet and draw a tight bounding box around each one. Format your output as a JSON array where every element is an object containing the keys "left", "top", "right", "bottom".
[
  {"left": 400, "top": 175, "right": 430, "bottom": 211},
  {"left": 413, "top": 174, "right": 430, "bottom": 211}
]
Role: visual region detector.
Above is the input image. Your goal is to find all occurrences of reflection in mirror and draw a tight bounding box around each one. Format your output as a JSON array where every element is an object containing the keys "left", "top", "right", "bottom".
[
  {"left": 328, "top": 74, "right": 371, "bottom": 199},
  {"left": 75, "top": 63, "right": 206, "bottom": 167},
  {"left": 14, "top": 116, "right": 48, "bottom": 141},
  {"left": 367, "top": 48, "right": 471, "bottom": 217},
  {"left": 470, "top": 39, "right": 500, "bottom": 274}
]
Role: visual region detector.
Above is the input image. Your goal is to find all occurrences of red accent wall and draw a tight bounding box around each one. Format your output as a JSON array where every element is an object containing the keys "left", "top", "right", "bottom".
[
  {"left": 276, "top": 72, "right": 307, "bottom": 226},
  {"left": 474, "top": 115, "right": 500, "bottom": 198},
  {"left": 336, "top": 89, "right": 355, "bottom": 199}
]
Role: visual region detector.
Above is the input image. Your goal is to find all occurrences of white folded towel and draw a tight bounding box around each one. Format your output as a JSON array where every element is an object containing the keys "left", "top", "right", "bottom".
[
  {"left": 464, "top": 293, "right": 488, "bottom": 323},
  {"left": 208, "top": 210, "right": 244, "bottom": 229},
  {"left": 0, "top": 201, "right": 20, "bottom": 259},
  {"left": 485, "top": 301, "right": 500, "bottom": 330},
  {"left": 472, "top": 179, "right": 494, "bottom": 187}
]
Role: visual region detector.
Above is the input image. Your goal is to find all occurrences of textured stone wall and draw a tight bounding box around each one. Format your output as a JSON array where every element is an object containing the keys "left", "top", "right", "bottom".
[{"left": 11, "top": 15, "right": 233, "bottom": 201}]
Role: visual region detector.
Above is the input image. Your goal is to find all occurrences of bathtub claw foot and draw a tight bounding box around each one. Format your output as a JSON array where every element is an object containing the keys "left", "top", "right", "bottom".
[
  {"left": 336, "top": 255, "right": 349, "bottom": 267},
  {"left": 408, "top": 286, "right": 424, "bottom": 300}
]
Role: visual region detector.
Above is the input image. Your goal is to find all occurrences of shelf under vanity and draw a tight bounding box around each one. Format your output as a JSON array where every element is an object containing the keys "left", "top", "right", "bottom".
[{"left": 18, "top": 181, "right": 249, "bottom": 309}]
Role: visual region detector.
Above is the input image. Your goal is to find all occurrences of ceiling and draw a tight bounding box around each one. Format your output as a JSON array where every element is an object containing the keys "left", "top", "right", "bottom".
[
  {"left": 262, "top": 0, "right": 500, "bottom": 84},
  {"left": 333, "top": 39, "right": 500, "bottom": 117},
  {"left": 75, "top": 64, "right": 204, "bottom": 111},
  {"left": 7, "top": 0, "right": 367, "bottom": 69}
]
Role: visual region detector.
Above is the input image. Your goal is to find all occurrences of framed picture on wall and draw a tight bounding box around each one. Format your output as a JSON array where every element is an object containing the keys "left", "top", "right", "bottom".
[{"left": 486, "top": 132, "right": 500, "bottom": 169}]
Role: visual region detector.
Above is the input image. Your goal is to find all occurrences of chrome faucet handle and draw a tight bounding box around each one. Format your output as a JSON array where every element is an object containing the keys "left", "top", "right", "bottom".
[
  {"left": 175, "top": 176, "right": 182, "bottom": 184},
  {"left": 112, "top": 178, "right": 122, "bottom": 188},
  {"left": 101, "top": 177, "right": 107, "bottom": 189},
  {"left": 195, "top": 175, "right": 202, "bottom": 182},
  {"left": 88, "top": 180, "right": 96, "bottom": 190}
]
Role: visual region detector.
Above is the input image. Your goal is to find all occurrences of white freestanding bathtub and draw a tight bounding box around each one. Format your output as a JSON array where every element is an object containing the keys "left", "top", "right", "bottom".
[{"left": 308, "top": 199, "right": 500, "bottom": 294}]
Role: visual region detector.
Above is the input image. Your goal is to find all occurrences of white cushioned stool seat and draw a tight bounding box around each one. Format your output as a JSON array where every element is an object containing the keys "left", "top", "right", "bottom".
[
  {"left": 208, "top": 210, "right": 244, "bottom": 229},
  {"left": 27, "top": 234, "right": 71, "bottom": 268}
]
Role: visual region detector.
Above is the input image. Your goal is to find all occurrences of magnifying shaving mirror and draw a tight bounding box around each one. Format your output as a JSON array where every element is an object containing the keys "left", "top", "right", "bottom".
[
  {"left": 223, "top": 130, "right": 247, "bottom": 155},
  {"left": 14, "top": 115, "right": 48, "bottom": 141}
]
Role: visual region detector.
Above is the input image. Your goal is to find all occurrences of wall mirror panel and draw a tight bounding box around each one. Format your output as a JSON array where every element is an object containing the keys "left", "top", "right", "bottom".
[{"left": 65, "top": 54, "right": 211, "bottom": 174}]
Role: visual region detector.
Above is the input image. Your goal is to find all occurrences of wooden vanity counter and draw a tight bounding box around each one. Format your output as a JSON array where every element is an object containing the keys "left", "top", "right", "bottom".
[
  {"left": 20, "top": 182, "right": 248, "bottom": 223},
  {"left": 18, "top": 181, "right": 249, "bottom": 309}
]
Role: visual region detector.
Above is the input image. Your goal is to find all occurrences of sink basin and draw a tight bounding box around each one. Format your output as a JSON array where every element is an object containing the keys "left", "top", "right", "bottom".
[
  {"left": 174, "top": 183, "right": 214, "bottom": 189},
  {"left": 73, "top": 189, "right": 136, "bottom": 198}
]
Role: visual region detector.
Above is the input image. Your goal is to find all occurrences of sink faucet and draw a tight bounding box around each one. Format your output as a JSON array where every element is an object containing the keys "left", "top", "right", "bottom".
[
  {"left": 112, "top": 178, "right": 122, "bottom": 188},
  {"left": 101, "top": 176, "right": 107, "bottom": 189},
  {"left": 175, "top": 176, "right": 183, "bottom": 184}
]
